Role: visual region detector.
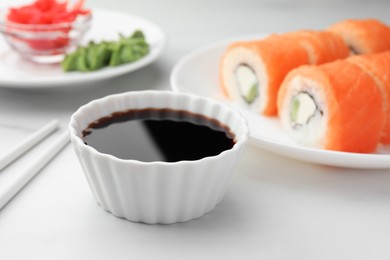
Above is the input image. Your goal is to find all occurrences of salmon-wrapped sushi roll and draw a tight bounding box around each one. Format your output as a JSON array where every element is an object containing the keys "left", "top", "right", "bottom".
[
  {"left": 347, "top": 51, "right": 390, "bottom": 144},
  {"left": 277, "top": 60, "right": 385, "bottom": 153},
  {"left": 327, "top": 19, "right": 390, "bottom": 55},
  {"left": 220, "top": 34, "right": 309, "bottom": 116},
  {"left": 284, "top": 30, "right": 349, "bottom": 64}
]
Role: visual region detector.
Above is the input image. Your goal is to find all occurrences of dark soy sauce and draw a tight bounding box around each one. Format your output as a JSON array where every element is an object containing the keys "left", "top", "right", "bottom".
[{"left": 82, "top": 108, "right": 236, "bottom": 162}]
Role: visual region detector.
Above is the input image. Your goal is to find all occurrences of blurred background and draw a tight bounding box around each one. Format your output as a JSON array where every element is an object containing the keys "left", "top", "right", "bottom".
[{"left": 1, "top": 1, "right": 390, "bottom": 259}]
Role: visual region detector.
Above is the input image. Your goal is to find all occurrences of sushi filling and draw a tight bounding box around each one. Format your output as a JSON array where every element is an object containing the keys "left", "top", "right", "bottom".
[
  {"left": 290, "top": 92, "right": 322, "bottom": 127},
  {"left": 235, "top": 64, "right": 259, "bottom": 104}
]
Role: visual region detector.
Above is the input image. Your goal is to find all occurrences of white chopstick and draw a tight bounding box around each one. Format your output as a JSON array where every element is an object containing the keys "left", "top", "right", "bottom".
[
  {"left": 0, "top": 130, "right": 70, "bottom": 210},
  {"left": 0, "top": 120, "right": 59, "bottom": 171}
]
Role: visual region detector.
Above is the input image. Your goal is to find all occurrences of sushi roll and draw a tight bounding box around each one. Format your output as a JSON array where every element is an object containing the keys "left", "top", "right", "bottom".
[
  {"left": 327, "top": 19, "right": 390, "bottom": 55},
  {"left": 277, "top": 60, "right": 385, "bottom": 153},
  {"left": 284, "top": 30, "right": 349, "bottom": 64},
  {"left": 347, "top": 51, "right": 390, "bottom": 144},
  {"left": 220, "top": 34, "right": 310, "bottom": 116},
  {"left": 220, "top": 31, "right": 349, "bottom": 116}
]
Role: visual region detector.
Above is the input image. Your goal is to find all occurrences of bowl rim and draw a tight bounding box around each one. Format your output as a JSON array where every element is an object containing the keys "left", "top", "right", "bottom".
[
  {"left": 0, "top": 9, "right": 92, "bottom": 31},
  {"left": 69, "top": 90, "right": 250, "bottom": 166}
]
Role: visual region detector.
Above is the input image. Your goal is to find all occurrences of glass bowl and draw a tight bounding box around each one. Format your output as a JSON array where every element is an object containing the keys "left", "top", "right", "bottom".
[{"left": 0, "top": 9, "right": 92, "bottom": 64}]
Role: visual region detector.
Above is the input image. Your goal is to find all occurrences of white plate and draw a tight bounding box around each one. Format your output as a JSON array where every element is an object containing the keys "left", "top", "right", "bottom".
[
  {"left": 170, "top": 36, "right": 390, "bottom": 169},
  {"left": 0, "top": 8, "right": 166, "bottom": 89}
]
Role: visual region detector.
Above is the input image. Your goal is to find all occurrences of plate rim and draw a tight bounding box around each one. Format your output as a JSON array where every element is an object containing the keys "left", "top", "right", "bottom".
[{"left": 170, "top": 35, "right": 390, "bottom": 169}]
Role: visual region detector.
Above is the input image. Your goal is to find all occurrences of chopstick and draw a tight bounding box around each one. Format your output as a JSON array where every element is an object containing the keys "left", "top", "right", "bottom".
[
  {"left": 0, "top": 124, "right": 70, "bottom": 210},
  {"left": 0, "top": 119, "right": 59, "bottom": 171}
]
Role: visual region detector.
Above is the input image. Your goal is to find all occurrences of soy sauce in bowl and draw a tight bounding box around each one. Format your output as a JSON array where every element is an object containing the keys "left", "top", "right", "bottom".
[
  {"left": 70, "top": 90, "right": 249, "bottom": 223},
  {"left": 82, "top": 108, "right": 236, "bottom": 162}
]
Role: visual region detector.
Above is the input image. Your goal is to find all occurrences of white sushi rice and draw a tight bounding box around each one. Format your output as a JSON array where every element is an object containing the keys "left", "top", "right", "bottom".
[
  {"left": 279, "top": 75, "right": 328, "bottom": 148},
  {"left": 221, "top": 46, "right": 268, "bottom": 113}
]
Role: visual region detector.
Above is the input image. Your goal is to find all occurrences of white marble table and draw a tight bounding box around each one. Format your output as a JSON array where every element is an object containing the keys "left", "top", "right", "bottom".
[{"left": 1, "top": 0, "right": 390, "bottom": 259}]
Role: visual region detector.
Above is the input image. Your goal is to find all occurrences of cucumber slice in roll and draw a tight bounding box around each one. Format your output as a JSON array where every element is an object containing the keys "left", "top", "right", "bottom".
[
  {"left": 235, "top": 64, "right": 259, "bottom": 104},
  {"left": 290, "top": 92, "right": 319, "bottom": 127}
]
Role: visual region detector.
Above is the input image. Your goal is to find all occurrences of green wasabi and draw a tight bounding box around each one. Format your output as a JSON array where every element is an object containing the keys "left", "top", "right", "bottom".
[{"left": 61, "top": 30, "right": 149, "bottom": 72}]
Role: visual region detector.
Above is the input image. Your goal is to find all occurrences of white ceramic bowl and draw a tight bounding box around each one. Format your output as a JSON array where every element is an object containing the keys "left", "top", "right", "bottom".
[{"left": 69, "top": 90, "right": 249, "bottom": 224}]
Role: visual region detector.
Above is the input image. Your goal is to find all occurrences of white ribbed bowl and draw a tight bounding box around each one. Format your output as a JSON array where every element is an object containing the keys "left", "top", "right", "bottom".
[{"left": 69, "top": 90, "right": 249, "bottom": 224}]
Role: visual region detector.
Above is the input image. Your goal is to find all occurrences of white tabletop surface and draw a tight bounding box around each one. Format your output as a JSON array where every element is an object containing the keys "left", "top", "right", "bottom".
[{"left": 1, "top": 0, "right": 390, "bottom": 259}]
